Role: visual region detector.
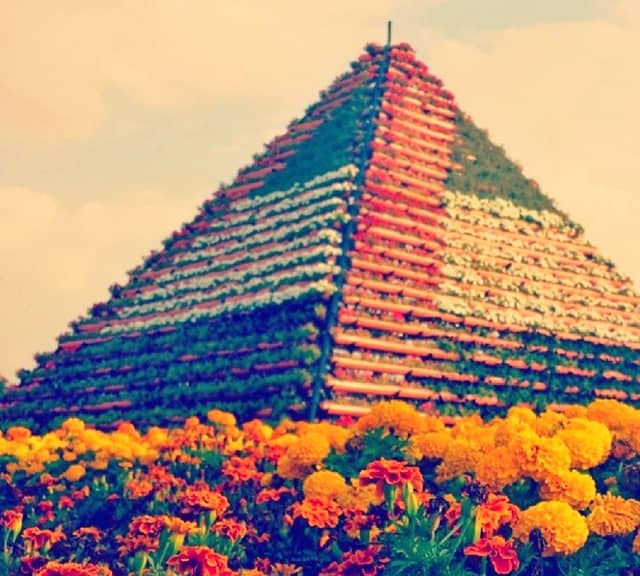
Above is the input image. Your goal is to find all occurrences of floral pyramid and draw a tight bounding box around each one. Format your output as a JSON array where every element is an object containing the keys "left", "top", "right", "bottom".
[{"left": 4, "top": 43, "right": 640, "bottom": 430}]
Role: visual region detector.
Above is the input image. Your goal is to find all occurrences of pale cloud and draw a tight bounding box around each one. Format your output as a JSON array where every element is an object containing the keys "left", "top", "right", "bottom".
[
  {"left": 0, "top": 185, "right": 202, "bottom": 380},
  {"left": 0, "top": 0, "right": 403, "bottom": 143}
]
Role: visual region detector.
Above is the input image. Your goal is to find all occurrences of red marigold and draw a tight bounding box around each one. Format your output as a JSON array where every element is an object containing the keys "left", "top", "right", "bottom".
[
  {"left": 35, "top": 560, "right": 113, "bottom": 576},
  {"left": 212, "top": 519, "right": 247, "bottom": 542},
  {"left": 22, "top": 527, "right": 65, "bottom": 550},
  {"left": 221, "top": 456, "right": 262, "bottom": 485},
  {"left": 0, "top": 507, "right": 23, "bottom": 532},
  {"left": 320, "top": 545, "right": 386, "bottom": 576},
  {"left": 167, "top": 546, "right": 235, "bottom": 576},
  {"left": 476, "top": 494, "right": 520, "bottom": 537},
  {"left": 464, "top": 536, "right": 520, "bottom": 575},
  {"left": 128, "top": 515, "right": 166, "bottom": 538},
  {"left": 359, "top": 458, "right": 424, "bottom": 499}
]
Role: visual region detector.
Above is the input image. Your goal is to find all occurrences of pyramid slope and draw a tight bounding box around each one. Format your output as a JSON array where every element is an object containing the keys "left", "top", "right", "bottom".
[{"left": 4, "top": 43, "right": 640, "bottom": 430}]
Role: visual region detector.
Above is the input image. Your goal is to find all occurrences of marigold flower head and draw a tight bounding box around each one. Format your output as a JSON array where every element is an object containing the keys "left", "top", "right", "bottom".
[
  {"left": 539, "top": 470, "right": 596, "bottom": 511},
  {"left": 531, "top": 410, "right": 567, "bottom": 437},
  {"left": 408, "top": 430, "right": 451, "bottom": 461},
  {"left": 555, "top": 418, "right": 612, "bottom": 469},
  {"left": 212, "top": 518, "right": 247, "bottom": 542},
  {"left": 354, "top": 400, "right": 425, "bottom": 438},
  {"left": 303, "top": 470, "right": 351, "bottom": 505},
  {"left": 0, "top": 507, "right": 23, "bottom": 533},
  {"left": 23, "top": 527, "right": 66, "bottom": 547},
  {"left": 222, "top": 456, "right": 262, "bottom": 485},
  {"left": 510, "top": 430, "right": 571, "bottom": 482},
  {"left": 60, "top": 418, "right": 85, "bottom": 436},
  {"left": 181, "top": 487, "right": 229, "bottom": 516},
  {"left": 514, "top": 501, "right": 588, "bottom": 556},
  {"left": 207, "top": 409, "right": 237, "bottom": 430},
  {"left": 72, "top": 527, "right": 103, "bottom": 542},
  {"left": 6, "top": 426, "right": 31, "bottom": 441},
  {"left": 476, "top": 494, "right": 520, "bottom": 537},
  {"left": 126, "top": 478, "right": 154, "bottom": 499},
  {"left": 464, "top": 535, "right": 519, "bottom": 575},
  {"left": 167, "top": 546, "right": 235, "bottom": 576},
  {"left": 435, "top": 438, "right": 483, "bottom": 483},
  {"left": 586, "top": 399, "right": 640, "bottom": 431},
  {"left": 35, "top": 561, "right": 113, "bottom": 576},
  {"left": 587, "top": 493, "right": 640, "bottom": 537},
  {"left": 63, "top": 464, "right": 86, "bottom": 482},
  {"left": 506, "top": 406, "right": 537, "bottom": 424},
  {"left": 162, "top": 516, "right": 201, "bottom": 535},
  {"left": 286, "top": 433, "right": 330, "bottom": 467},
  {"left": 319, "top": 544, "right": 385, "bottom": 576},
  {"left": 296, "top": 421, "right": 352, "bottom": 453},
  {"left": 359, "top": 458, "right": 424, "bottom": 499},
  {"left": 474, "top": 445, "right": 521, "bottom": 491},
  {"left": 128, "top": 515, "right": 166, "bottom": 538},
  {"left": 290, "top": 497, "right": 342, "bottom": 529}
]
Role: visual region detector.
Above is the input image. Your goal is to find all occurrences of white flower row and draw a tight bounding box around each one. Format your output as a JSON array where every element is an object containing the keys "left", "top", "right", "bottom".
[
  {"left": 231, "top": 164, "right": 358, "bottom": 212},
  {"left": 129, "top": 244, "right": 342, "bottom": 306},
  {"left": 173, "top": 210, "right": 347, "bottom": 268},
  {"left": 445, "top": 235, "right": 628, "bottom": 283},
  {"left": 154, "top": 229, "right": 343, "bottom": 287},
  {"left": 183, "top": 195, "right": 346, "bottom": 256},
  {"left": 201, "top": 179, "right": 356, "bottom": 238},
  {"left": 101, "top": 280, "right": 335, "bottom": 336},
  {"left": 442, "top": 190, "right": 576, "bottom": 231},
  {"left": 116, "top": 261, "right": 340, "bottom": 319},
  {"left": 440, "top": 264, "right": 638, "bottom": 312},
  {"left": 442, "top": 251, "right": 633, "bottom": 296}
]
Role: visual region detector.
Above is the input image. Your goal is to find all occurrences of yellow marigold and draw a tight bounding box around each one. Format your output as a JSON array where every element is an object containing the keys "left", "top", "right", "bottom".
[
  {"left": 510, "top": 429, "right": 571, "bottom": 482},
  {"left": 63, "top": 464, "right": 86, "bottom": 482},
  {"left": 207, "top": 409, "right": 237, "bottom": 430},
  {"left": 506, "top": 405, "right": 537, "bottom": 424},
  {"left": 587, "top": 493, "right": 640, "bottom": 537},
  {"left": 354, "top": 400, "right": 425, "bottom": 438},
  {"left": 61, "top": 418, "right": 85, "bottom": 435},
  {"left": 408, "top": 430, "right": 451, "bottom": 461},
  {"left": 514, "top": 501, "right": 588, "bottom": 556},
  {"left": 474, "top": 445, "right": 521, "bottom": 491},
  {"left": 492, "top": 417, "right": 534, "bottom": 448},
  {"left": 296, "top": 421, "right": 352, "bottom": 453},
  {"left": 285, "top": 433, "right": 330, "bottom": 469},
  {"left": 531, "top": 411, "right": 567, "bottom": 437},
  {"left": 303, "top": 470, "right": 351, "bottom": 505},
  {"left": 586, "top": 399, "right": 640, "bottom": 431},
  {"left": 555, "top": 418, "right": 612, "bottom": 470},
  {"left": 539, "top": 470, "right": 596, "bottom": 511},
  {"left": 435, "top": 438, "right": 483, "bottom": 483}
]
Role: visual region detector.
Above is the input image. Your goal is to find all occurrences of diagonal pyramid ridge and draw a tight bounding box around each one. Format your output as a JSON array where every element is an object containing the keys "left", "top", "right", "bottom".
[{"left": 4, "top": 43, "right": 640, "bottom": 430}]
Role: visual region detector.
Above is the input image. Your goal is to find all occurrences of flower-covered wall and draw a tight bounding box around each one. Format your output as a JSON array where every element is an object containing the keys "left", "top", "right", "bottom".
[{"left": 4, "top": 43, "right": 640, "bottom": 430}]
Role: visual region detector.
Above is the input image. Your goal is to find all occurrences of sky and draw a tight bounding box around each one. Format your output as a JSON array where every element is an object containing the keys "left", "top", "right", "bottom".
[{"left": 1, "top": 0, "right": 638, "bottom": 381}]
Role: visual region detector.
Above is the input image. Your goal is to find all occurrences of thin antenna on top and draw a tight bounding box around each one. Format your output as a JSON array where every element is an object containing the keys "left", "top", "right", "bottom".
[{"left": 387, "top": 20, "right": 392, "bottom": 46}]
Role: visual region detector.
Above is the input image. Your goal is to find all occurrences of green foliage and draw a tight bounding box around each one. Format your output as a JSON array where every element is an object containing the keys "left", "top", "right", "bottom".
[{"left": 447, "top": 111, "right": 570, "bottom": 217}]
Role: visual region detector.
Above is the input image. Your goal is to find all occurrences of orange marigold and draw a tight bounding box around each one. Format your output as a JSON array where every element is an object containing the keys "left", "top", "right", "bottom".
[
  {"left": 290, "top": 497, "right": 342, "bottom": 529},
  {"left": 587, "top": 493, "right": 640, "bottom": 537},
  {"left": 354, "top": 400, "right": 428, "bottom": 438},
  {"left": 554, "top": 418, "right": 612, "bottom": 470},
  {"left": 181, "top": 487, "right": 230, "bottom": 516},
  {"left": 167, "top": 546, "right": 235, "bottom": 576},
  {"left": 514, "top": 501, "right": 588, "bottom": 556},
  {"left": 539, "top": 470, "right": 595, "bottom": 511}
]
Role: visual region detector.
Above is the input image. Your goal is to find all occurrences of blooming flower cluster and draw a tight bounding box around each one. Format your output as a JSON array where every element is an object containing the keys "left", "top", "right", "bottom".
[{"left": 0, "top": 399, "right": 639, "bottom": 574}]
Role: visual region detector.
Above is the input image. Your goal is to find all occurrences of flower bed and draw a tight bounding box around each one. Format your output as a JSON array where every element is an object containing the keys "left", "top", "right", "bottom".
[{"left": 1, "top": 399, "right": 640, "bottom": 575}]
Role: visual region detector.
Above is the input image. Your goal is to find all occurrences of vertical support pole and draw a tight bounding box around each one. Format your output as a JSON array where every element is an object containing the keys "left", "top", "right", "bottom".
[{"left": 387, "top": 20, "right": 392, "bottom": 47}]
